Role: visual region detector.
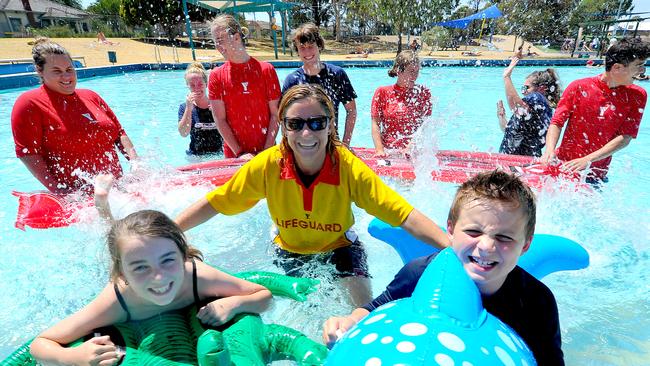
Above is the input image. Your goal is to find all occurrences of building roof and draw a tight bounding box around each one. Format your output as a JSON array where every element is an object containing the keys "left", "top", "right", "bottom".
[{"left": 1, "top": 0, "right": 90, "bottom": 18}]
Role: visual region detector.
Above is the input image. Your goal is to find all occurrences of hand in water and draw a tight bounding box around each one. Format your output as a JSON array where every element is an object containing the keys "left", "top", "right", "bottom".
[{"left": 93, "top": 174, "right": 114, "bottom": 198}]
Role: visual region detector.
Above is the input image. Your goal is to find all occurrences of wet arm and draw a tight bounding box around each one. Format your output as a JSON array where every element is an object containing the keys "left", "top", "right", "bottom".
[
  {"left": 541, "top": 124, "right": 562, "bottom": 164},
  {"left": 400, "top": 209, "right": 450, "bottom": 250},
  {"left": 503, "top": 57, "right": 528, "bottom": 113},
  {"left": 178, "top": 103, "right": 193, "bottom": 137},
  {"left": 562, "top": 135, "right": 632, "bottom": 172},
  {"left": 117, "top": 134, "right": 137, "bottom": 161},
  {"left": 175, "top": 197, "right": 220, "bottom": 232},
  {"left": 211, "top": 100, "right": 242, "bottom": 156},
  {"left": 264, "top": 99, "right": 280, "bottom": 149},
  {"left": 342, "top": 100, "right": 357, "bottom": 147},
  {"left": 371, "top": 116, "right": 386, "bottom": 156},
  {"left": 19, "top": 155, "right": 65, "bottom": 193}
]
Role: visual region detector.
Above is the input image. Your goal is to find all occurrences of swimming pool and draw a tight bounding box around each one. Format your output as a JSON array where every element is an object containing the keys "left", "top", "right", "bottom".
[{"left": 0, "top": 65, "right": 648, "bottom": 365}]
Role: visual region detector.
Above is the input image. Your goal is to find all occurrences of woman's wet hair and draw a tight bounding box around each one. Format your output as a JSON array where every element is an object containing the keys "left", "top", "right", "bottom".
[
  {"left": 31, "top": 37, "right": 73, "bottom": 77},
  {"left": 277, "top": 84, "right": 341, "bottom": 164},
  {"left": 292, "top": 23, "right": 325, "bottom": 52},
  {"left": 210, "top": 14, "right": 249, "bottom": 46},
  {"left": 388, "top": 50, "right": 419, "bottom": 77},
  {"left": 107, "top": 210, "right": 203, "bottom": 282},
  {"left": 185, "top": 61, "right": 207, "bottom": 83},
  {"left": 447, "top": 170, "right": 537, "bottom": 239},
  {"left": 528, "top": 68, "right": 562, "bottom": 108}
]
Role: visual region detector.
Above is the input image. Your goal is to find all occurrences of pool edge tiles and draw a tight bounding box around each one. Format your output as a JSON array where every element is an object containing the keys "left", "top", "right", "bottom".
[{"left": 0, "top": 58, "right": 624, "bottom": 91}]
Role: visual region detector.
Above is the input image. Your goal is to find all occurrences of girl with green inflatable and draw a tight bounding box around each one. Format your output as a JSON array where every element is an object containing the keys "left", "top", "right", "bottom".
[{"left": 28, "top": 209, "right": 272, "bottom": 365}]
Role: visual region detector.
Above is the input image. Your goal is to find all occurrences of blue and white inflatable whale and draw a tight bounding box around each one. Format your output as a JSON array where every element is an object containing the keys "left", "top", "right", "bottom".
[
  {"left": 325, "top": 219, "right": 589, "bottom": 365},
  {"left": 326, "top": 248, "right": 538, "bottom": 366}
]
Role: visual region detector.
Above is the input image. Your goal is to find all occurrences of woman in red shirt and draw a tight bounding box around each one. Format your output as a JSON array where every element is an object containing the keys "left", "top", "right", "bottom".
[
  {"left": 11, "top": 38, "right": 137, "bottom": 193},
  {"left": 371, "top": 50, "right": 432, "bottom": 157}
]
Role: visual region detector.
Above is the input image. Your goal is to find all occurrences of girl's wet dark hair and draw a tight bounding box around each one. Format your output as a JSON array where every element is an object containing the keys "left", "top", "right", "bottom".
[
  {"left": 528, "top": 68, "right": 562, "bottom": 108},
  {"left": 32, "top": 37, "right": 72, "bottom": 72},
  {"left": 107, "top": 210, "right": 203, "bottom": 281}
]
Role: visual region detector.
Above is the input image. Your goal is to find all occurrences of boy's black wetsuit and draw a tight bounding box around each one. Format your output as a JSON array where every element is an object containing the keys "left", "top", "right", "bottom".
[{"left": 363, "top": 253, "right": 564, "bottom": 365}]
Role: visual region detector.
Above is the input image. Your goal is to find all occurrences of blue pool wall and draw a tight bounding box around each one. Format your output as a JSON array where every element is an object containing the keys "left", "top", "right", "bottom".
[{"left": 0, "top": 58, "right": 625, "bottom": 91}]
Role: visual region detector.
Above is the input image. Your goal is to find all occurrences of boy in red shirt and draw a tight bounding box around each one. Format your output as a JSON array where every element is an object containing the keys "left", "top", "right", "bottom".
[
  {"left": 542, "top": 37, "right": 649, "bottom": 185},
  {"left": 208, "top": 15, "right": 281, "bottom": 159}
]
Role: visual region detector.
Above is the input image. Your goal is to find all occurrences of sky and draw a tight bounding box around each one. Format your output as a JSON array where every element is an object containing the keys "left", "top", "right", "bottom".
[{"left": 80, "top": 0, "right": 650, "bottom": 17}]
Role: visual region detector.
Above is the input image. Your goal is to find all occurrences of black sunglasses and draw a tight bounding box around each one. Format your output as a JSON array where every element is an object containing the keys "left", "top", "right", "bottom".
[
  {"left": 521, "top": 85, "right": 532, "bottom": 93},
  {"left": 283, "top": 116, "right": 330, "bottom": 131}
]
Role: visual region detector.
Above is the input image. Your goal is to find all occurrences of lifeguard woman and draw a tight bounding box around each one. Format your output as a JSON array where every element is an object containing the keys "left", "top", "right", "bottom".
[{"left": 175, "top": 84, "right": 449, "bottom": 307}]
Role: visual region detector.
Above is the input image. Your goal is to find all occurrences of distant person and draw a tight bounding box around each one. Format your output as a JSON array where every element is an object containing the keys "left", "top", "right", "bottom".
[
  {"left": 97, "top": 31, "right": 118, "bottom": 46},
  {"left": 323, "top": 170, "right": 564, "bottom": 365},
  {"left": 409, "top": 39, "right": 421, "bottom": 52},
  {"left": 497, "top": 52, "right": 562, "bottom": 157},
  {"left": 11, "top": 37, "right": 137, "bottom": 193},
  {"left": 283, "top": 23, "right": 358, "bottom": 146},
  {"left": 174, "top": 85, "right": 450, "bottom": 307},
  {"left": 371, "top": 50, "right": 431, "bottom": 157},
  {"left": 633, "top": 72, "right": 649, "bottom": 81},
  {"left": 209, "top": 14, "right": 281, "bottom": 158},
  {"left": 541, "top": 37, "right": 649, "bottom": 185},
  {"left": 585, "top": 59, "right": 602, "bottom": 68},
  {"left": 178, "top": 62, "right": 223, "bottom": 156}
]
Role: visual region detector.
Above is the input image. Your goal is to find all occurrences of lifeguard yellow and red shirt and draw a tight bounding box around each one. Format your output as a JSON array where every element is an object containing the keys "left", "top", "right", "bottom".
[{"left": 206, "top": 145, "right": 414, "bottom": 254}]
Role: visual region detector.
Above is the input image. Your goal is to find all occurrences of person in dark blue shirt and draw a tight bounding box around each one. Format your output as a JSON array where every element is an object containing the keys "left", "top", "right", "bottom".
[
  {"left": 323, "top": 171, "right": 564, "bottom": 365},
  {"left": 497, "top": 52, "right": 562, "bottom": 157},
  {"left": 178, "top": 62, "right": 223, "bottom": 155},
  {"left": 282, "top": 23, "right": 357, "bottom": 146}
]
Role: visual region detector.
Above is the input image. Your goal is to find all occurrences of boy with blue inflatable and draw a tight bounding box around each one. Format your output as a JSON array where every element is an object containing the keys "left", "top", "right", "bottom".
[{"left": 323, "top": 170, "right": 564, "bottom": 365}]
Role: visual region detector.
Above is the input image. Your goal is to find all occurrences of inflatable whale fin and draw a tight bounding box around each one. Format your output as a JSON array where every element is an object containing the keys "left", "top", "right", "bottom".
[
  {"left": 369, "top": 218, "right": 589, "bottom": 280},
  {"left": 411, "top": 248, "right": 485, "bottom": 326}
]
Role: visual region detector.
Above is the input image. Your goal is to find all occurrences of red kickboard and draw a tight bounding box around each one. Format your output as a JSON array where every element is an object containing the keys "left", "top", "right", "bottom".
[{"left": 12, "top": 148, "right": 582, "bottom": 230}]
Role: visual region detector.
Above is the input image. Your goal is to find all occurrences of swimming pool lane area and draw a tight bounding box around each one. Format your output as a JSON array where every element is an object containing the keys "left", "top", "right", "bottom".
[{"left": 0, "top": 65, "right": 648, "bottom": 365}]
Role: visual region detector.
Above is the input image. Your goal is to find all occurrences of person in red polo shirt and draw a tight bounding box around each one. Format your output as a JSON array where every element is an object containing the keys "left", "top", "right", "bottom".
[
  {"left": 371, "top": 50, "right": 432, "bottom": 157},
  {"left": 208, "top": 14, "right": 281, "bottom": 158},
  {"left": 541, "top": 37, "right": 649, "bottom": 185},
  {"left": 11, "top": 38, "right": 137, "bottom": 193},
  {"left": 175, "top": 85, "right": 450, "bottom": 307}
]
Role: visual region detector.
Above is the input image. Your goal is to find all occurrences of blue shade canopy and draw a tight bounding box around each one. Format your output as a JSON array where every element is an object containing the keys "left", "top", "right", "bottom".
[{"left": 432, "top": 4, "right": 503, "bottom": 29}]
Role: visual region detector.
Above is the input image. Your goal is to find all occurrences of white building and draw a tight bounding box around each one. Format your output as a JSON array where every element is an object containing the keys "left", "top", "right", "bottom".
[{"left": 0, "top": 0, "right": 92, "bottom": 37}]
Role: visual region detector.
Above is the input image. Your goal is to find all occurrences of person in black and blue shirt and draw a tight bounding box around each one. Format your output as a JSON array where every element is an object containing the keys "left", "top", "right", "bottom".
[
  {"left": 497, "top": 51, "right": 562, "bottom": 157},
  {"left": 178, "top": 62, "right": 223, "bottom": 156},
  {"left": 323, "top": 171, "right": 564, "bottom": 365},
  {"left": 282, "top": 23, "right": 358, "bottom": 146}
]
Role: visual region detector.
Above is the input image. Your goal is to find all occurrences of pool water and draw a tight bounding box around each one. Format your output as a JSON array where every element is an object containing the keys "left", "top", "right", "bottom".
[{"left": 0, "top": 65, "right": 648, "bottom": 365}]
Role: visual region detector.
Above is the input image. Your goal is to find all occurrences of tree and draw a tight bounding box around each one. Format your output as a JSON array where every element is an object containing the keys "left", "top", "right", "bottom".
[
  {"left": 495, "top": 0, "right": 576, "bottom": 44},
  {"left": 87, "top": 0, "right": 127, "bottom": 34},
  {"left": 120, "top": 0, "right": 212, "bottom": 41},
  {"left": 373, "top": 0, "right": 459, "bottom": 53},
  {"left": 568, "top": 0, "right": 634, "bottom": 35}
]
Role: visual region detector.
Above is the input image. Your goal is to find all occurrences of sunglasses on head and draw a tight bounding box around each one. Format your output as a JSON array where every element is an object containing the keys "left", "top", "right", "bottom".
[{"left": 283, "top": 116, "right": 330, "bottom": 131}]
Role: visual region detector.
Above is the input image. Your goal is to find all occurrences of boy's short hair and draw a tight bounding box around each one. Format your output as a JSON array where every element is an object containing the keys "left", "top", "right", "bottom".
[
  {"left": 605, "top": 37, "right": 650, "bottom": 71},
  {"left": 292, "top": 23, "right": 325, "bottom": 52},
  {"left": 447, "top": 170, "right": 537, "bottom": 239}
]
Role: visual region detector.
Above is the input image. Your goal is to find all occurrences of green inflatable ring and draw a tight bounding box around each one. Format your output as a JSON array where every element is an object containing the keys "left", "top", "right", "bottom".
[{"left": 2, "top": 271, "right": 327, "bottom": 366}]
